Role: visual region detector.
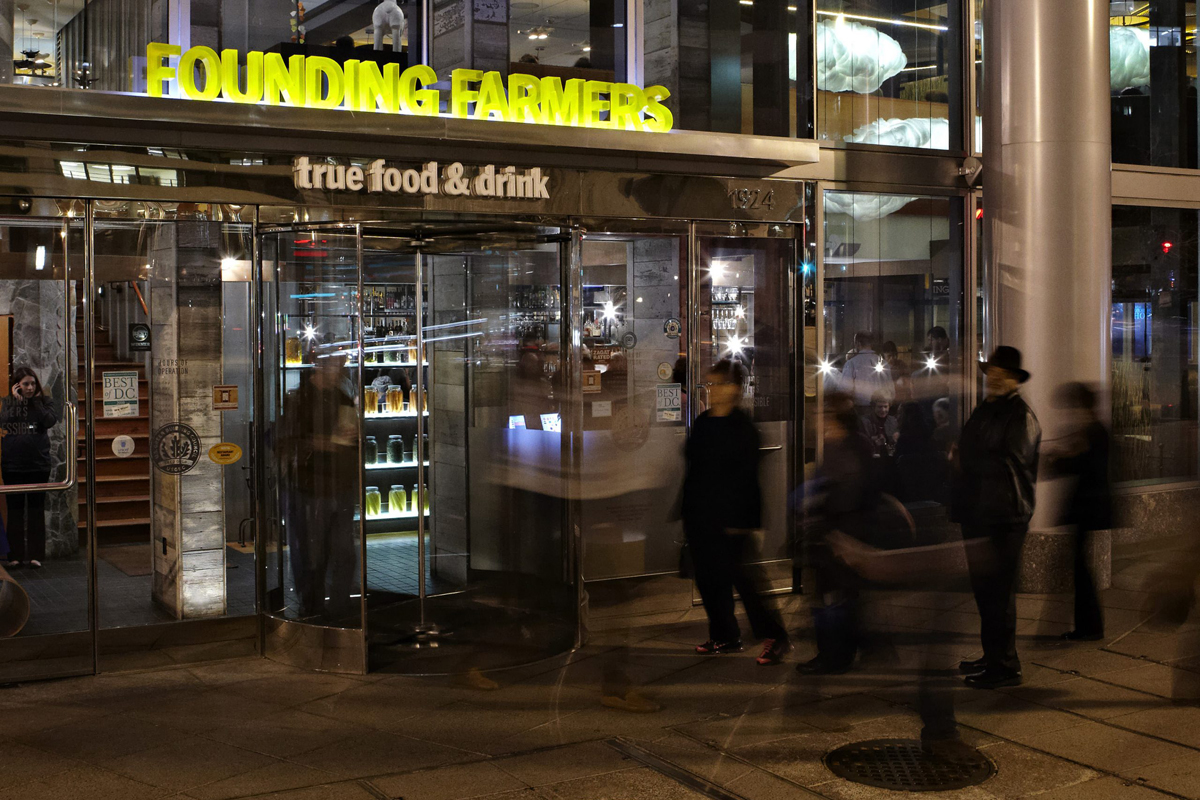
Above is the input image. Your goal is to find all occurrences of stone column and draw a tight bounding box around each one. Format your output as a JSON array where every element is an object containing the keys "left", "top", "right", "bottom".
[{"left": 982, "top": 0, "right": 1112, "bottom": 590}]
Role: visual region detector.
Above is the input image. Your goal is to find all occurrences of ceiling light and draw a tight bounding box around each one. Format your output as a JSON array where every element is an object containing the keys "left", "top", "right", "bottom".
[{"left": 816, "top": 9, "right": 949, "bottom": 32}]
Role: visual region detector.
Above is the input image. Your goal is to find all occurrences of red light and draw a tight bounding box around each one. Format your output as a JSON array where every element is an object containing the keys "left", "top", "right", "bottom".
[
  {"left": 975, "top": 208, "right": 983, "bottom": 220},
  {"left": 1162, "top": 241, "right": 1174, "bottom": 254}
]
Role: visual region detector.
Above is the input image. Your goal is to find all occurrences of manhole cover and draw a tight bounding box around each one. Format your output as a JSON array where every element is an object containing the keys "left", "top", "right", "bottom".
[{"left": 824, "top": 738, "right": 994, "bottom": 792}]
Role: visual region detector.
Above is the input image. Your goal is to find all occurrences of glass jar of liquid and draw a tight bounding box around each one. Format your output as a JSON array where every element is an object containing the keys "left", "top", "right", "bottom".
[
  {"left": 387, "top": 386, "right": 404, "bottom": 414},
  {"left": 364, "top": 386, "right": 378, "bottom": 415},
  {"left": 389, "top": 485, "right": 407, "bottom": 514},
  {"left": 365, "top": 486, "right": 382, "bottom": 517},
  {"left": 387, "top": 435, "right": 406, "bottom": 464},
  {"left": 285, "top": 336, "right": 302, "bottom": 365},
  {"left": 364, "top": 436, "right": 378, "bottom": 465},
  {"left": 422, "top": 482, "right": 430, "bottom": 513}
]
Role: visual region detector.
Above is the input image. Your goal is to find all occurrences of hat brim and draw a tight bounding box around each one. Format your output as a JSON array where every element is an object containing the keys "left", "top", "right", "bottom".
[{"left": 980, "top": 360, "right": 1030, "bottom": 383}]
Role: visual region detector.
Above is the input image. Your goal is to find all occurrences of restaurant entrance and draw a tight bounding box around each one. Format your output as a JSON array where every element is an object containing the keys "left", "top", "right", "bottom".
[{"left": 259, "top": 220, "right": 580, "bottom": 674}]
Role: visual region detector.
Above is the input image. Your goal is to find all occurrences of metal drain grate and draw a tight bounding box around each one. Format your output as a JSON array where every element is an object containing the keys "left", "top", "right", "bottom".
[{"left": 824, "top": 738, "right": 995, "bottom": 792}]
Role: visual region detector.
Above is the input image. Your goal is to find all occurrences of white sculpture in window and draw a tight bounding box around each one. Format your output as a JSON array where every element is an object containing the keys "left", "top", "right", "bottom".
[{"left": 373, "top": 0, "right": 407, "bottom": 52}]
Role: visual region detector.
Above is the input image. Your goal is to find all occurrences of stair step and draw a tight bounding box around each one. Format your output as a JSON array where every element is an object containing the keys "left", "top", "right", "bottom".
[{"left": 80, "top": 517, "right": 151, "bottom": 529}]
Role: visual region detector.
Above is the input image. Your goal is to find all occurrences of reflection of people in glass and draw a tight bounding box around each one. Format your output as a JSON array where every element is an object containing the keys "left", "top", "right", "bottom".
[
  {"left": 841, "top": 332, "right": 890, "bottom": 409},
  {"left": 861, "top": 392, "right": 898, "bottom": 458},
  {"left": 1, "top": 367, "right": 59, "bottom": 569},
  {"left": 280, "top": 345, "right": 358, "bottom": 620},
  {"left": 1044, "top": 382, "right": 1111, "bottom": 641},
  {"left": 684, "top": 359, "right": 790, "bottom": 665}
]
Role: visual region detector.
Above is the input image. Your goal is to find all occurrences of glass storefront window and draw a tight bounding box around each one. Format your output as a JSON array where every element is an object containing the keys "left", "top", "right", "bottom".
[
  {"left": 642, "top": 0, "right": 809, "bottom": 136},
  {"left": 816, "top": 1, "right": 964, "bottom": 150},
  {"left": 820, "top": 190, "right": 965, "bottom": 502},
  {"left": 1110, "top": 2, "right": 1199, "bottom": 168},
  {"left": 1111, "top": 206, "right": 1199, "bottom": 485}
]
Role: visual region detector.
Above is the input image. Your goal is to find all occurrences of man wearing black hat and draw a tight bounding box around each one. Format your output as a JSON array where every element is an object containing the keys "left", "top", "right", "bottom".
[{"left": 951, "top": 346, "right": 1042, "bottom": 688}]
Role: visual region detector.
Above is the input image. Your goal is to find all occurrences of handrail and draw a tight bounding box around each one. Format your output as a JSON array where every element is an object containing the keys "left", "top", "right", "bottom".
[
  {"left": 0, "top": 401, "right": 78, "bottom": 494},
  {"left": 128, "top": 281, "right": 149, "bottom": 317}
]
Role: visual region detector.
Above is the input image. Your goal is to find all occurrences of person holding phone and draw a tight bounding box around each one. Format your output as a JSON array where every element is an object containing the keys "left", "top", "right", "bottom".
[{"left": 1, "top": 367, "right": 59, "bottom": 569}]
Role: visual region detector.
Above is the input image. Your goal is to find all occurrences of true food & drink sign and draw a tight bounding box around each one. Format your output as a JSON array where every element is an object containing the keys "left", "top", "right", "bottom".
[{"left": 292, "top": 157, "right": 551, "bottom": 199}]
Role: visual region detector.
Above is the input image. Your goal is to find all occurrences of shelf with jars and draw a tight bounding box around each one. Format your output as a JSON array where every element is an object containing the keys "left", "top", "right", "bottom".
[{"left": 362, "top": 482, "right": 430, "bottom": 520}]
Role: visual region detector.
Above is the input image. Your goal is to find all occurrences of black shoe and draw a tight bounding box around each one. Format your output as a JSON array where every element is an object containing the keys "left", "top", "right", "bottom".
[
  {"left": 964, "top": 668, "right": 1022, "bottom": 689},
  {"left": 921, "top": 738, "right": 981, "bottom": 764},
  {"left": 695, "top": 640, "right": 743, "bottom": 655},
  {"left": 1060, "top": 630, "right": 1103, "bottom": 642},
  {"left": 795, "top": 654, "right": 853, "bottom": 675},
  {"left": 958, "top": 657, "right": 987, "bottom": 674}
]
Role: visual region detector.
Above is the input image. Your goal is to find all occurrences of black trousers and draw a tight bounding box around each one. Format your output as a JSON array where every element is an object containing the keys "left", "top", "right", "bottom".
[
  {"left": 3, "top": 468, "right": 50, "bottom": 563},
  {"left": 963, "top": 522, "right": 1028, "bottom": 673},
  {"left": 1073, "top": 527, "right": 1104, "bottom": 636},
  {"left": 688, "top": 528, "right": 787, "bottom": 644}
]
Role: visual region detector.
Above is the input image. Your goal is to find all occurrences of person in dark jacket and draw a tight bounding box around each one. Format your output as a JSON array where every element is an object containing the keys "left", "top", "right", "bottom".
[
  {"left": 1045, "top": 382, "right": 1111, "bottom": 641},
  {"left": 683, "top": 358, "right": 790, "bottom": 666},
  {"left": 1, "top": 367, "right": 59, "bottom": 568},
  {"left": 797, "top": 391, "right": 878, "bottom": 675},
  {"left": 952, "top": 346, "right": 1041, "bottom": 688},
  {"left": 279, "top": 345, "right": 358, "bottom": 620}
]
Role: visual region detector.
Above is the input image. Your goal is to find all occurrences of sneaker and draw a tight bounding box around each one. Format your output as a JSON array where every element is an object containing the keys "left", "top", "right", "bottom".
[
  {"left": 601, "top": 690, "right": 662, "bottom": 713},
  {"left": 964, "top": 668, "right": 1022, "bottom": 689},
  {"left": 755, "top": 638, "right": 792, "bottom": 666},
  {"left": 695, "top": 640, "right": 744, "bottom": 655}
]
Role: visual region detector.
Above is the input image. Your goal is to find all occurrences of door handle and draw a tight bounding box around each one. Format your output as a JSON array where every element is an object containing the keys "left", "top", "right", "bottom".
[
  {"left": 0, "top": 401, "right": 78, "bottom": 494},
  {"left": 759, "top": 444, "right": 784, "bottom": 452}
]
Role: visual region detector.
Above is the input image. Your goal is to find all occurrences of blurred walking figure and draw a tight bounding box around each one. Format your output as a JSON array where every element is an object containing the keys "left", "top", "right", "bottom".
[
  {"left": 798, "top": 391, "right": 876, "bottom": 675},
  {"left": 684, "top": 358, "right": 790, "bottom": 666},
  {"left": 280, "top": 344, "right": 359, "bottom": 620},
  {"left": 952, "top": 347, "right": 1041, "bottom": 689},
  {"left": 841, "top": 332, "right": 891, "bottom": 410},
  {"left": 1045, "top": 382, "right": 1111, "bottom": 641},
  {"left": 1, "top": 367, "right": 59, "bottom": 569}
]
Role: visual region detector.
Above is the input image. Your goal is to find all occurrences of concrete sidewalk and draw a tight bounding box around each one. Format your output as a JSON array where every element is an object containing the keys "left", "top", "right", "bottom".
[{"left": 2, "top": 542, "right": 1199, "bottom": 800}]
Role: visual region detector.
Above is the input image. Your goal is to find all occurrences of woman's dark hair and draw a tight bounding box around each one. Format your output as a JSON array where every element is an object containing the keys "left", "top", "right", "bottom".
[
  {"left": 708, "top": 357, "right": 747, "bottom": 386},
  {"left": 10, "top": 366, "right": 43, "bottom": 397}
]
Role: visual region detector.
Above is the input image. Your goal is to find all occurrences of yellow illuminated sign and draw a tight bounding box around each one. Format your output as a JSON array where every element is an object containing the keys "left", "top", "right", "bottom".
[{"left": 145, "top": 43, "right": 674, "bottom": 132}]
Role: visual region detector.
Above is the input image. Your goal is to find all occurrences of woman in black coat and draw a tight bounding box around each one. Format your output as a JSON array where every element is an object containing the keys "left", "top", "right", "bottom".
[{"left": 1, "top": 367, "right": 59, "bottom": 568}]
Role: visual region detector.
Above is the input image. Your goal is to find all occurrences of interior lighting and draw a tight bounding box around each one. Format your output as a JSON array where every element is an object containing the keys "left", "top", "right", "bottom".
[
  {"left": 816, "top": 9, "right": 949, "bottom": 32},
  {"left": 725, "top": 334, "right": 746, "bottom": 356},
  {"left": 818, "top": 359, "right": 834, "bottom": 376},
  {"left": 302, "top": 322, "right": 319, "bottom": 342},
  {"left": 735, "top": 305, "right": 745, "bottom": 319},
  {"left": 924, "top": 355, "right": 940, "bottom": 372},
  {"left": 602, "top": 301, "right": 619, "bottom": 322},
  {"left": 710, "top": 261, "right": 727, "bottom": 282},
  {"left": 739, "top": 1, "right": 753, "bottom": 5},
  {"left": 34, "top": 245, "right": 45, "bottom": 271},
  {"left": 873, "top": 359, "right": 885, "bottom": 374}
]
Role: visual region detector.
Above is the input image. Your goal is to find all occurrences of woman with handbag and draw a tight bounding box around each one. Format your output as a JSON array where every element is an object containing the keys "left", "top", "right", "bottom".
[{"left": 683, "top": 358, "right": 790, "bottom": 666}]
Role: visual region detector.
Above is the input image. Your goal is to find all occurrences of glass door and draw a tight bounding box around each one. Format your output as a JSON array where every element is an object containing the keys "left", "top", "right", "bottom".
[
  {"left": 0, "top": 210, "right": 86, "bottom": 683},
  {"left": 363, "top": 225, "right": 578, "bottom": 674},
  {"left": 693, "top": 224, "right": 800, "bottom": 591}
]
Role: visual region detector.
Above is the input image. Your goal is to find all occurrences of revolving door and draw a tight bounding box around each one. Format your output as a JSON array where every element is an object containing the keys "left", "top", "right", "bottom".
[{"left": 259, "top": 221, "right": 580, "bottom": 675}]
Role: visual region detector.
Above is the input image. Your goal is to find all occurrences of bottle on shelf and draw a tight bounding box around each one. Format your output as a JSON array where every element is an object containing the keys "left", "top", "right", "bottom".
[
  {"left": 365, "top": 486, "right": 382, "bottom": 517},
  {"left": 389, "top": 484, "right": 406, "bottom": 514},
  {"left": 387, "top": 434, "right": 405, "bottom": 464},
  {"left": 285, "top": 336, "right": 302, "bottom": 365},
  {"left": 410, "top": 432, "right": 419, "bottom": 462},
  {"left": 387, "top": 386, "right": 403, "bottom": 414},
  {"left": 422, "top": 482, "right": 430, "bottom": 513},
  {"left": 364, "top": 386, "right": 378, "bottom": 415},
  {"left": 364, "top": 436, "right": 378, "bottom": 465}
]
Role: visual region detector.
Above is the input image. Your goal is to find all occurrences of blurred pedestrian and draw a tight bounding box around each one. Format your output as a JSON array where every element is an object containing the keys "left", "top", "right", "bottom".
[
  {"left": 1045, "top": 382, "right": 1111, "bottom": 641},
  {"left": 1, "top": 367, "right": 59, "bottom": 569},
  {"left": 952, "top": 346, "right": 1041, "bottom": 688},
  {"left": 684, "top": 358, "right": 790, "bottom": 666},
  {"left": 797, "top": 391, "right": 876, "bottom": 674},
  {"left": 841, "top": 332, "right": 890, "bottom": 410}
]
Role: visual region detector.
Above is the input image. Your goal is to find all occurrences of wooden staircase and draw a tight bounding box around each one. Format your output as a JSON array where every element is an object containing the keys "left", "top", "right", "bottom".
[{"left": 78, "top": 327, "right": 152, "bottom": 546}]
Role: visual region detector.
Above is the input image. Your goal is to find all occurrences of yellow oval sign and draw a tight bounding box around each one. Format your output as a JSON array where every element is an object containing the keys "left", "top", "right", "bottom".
[{"left": 208, "top": 443, "right": 243, "bottom": 465}]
